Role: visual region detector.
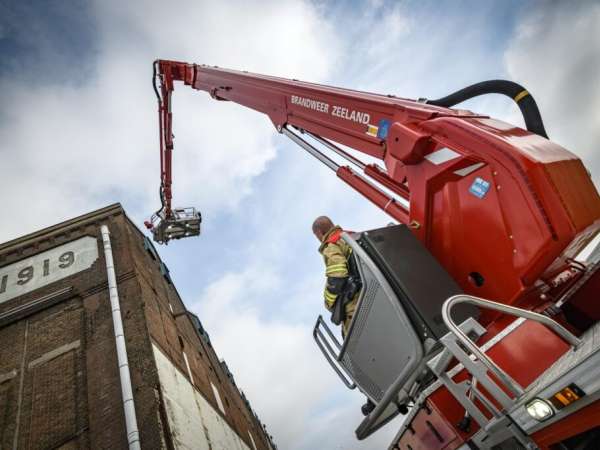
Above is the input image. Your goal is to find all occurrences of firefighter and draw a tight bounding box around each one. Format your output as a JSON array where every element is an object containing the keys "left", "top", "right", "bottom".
[
  {"left": 313, "top": 216, "right": 376, "bottom": 416},
  {"left": 312, "top": 216, "right": 360, "bottom": 337}
]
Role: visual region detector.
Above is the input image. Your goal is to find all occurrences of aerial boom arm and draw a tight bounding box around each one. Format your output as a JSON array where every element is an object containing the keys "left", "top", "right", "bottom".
[
  {"left": 151, "top": 60, "right": 553, "bottom": 231},
  {"left": 143, "top": 59, "right": 600, "bottom": 450},
  {"left": 150, "top": 59, "right": 470, "bottom": 227},
  {"left": 147, "top": 59, "right": 600, "bottom": 309}
]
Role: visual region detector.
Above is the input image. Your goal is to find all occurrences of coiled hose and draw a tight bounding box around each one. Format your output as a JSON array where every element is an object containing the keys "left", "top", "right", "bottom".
[{"left": 426, "top": 80, "right": 548, "bottom": 139}]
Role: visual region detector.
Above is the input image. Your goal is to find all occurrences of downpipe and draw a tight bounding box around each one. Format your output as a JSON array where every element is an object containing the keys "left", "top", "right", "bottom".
[{"left": 100, "top": 225, "right": 141, "bottom": 450}]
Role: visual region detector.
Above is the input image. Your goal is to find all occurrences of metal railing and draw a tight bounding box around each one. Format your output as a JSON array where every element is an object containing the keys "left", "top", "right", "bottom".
[
  {"left": 442, "top": 295, "right": 582, "bottom": 397},
  {"left": 313, "top": 315, "right": 356, "bottom": 389}
]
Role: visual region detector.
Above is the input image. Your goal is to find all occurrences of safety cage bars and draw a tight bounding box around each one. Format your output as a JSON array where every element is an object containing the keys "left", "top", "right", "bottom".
[{"left": 146, "top": 207, "right": 202, "bottom": 244}]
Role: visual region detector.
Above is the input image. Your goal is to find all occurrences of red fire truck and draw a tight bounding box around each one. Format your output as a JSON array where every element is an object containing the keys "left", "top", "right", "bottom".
[{"left": 145, "top": 60, "right": 600, "bottom": 449}]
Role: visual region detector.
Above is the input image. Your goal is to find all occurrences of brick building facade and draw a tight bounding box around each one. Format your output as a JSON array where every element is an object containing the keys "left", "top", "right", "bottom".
[{"left": 0, "top": 204, "right": 276, "bottom": 450}]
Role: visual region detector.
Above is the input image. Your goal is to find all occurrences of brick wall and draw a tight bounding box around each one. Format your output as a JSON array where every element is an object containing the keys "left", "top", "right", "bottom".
[
  {"left": 0, "top": 204, "right": 275, "bottom": 450},
  {"left": 122, "top": 209, "right": 274, "bottom": 450},
  {"left": 0, "top": 207, "right": 152, "bottom": 449}
]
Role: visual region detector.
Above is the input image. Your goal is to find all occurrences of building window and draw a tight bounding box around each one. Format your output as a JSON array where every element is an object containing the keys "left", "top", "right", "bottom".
[{"left": 189, "top": 313, "right": 212, "bottom": 346}]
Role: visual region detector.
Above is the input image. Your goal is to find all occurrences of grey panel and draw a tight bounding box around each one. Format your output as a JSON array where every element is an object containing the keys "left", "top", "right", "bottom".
[
  {"left": 358, "top": 225, "right": 477, "bottom": 340},
  {"left": 343, "top": 257, "right": 417, "bottom": 402},
  {"left": 315, "top": 227, "right": 469, "bottom": 439},
  {"left": 338, "top": 234, "right": 425, "bottom": 438}
]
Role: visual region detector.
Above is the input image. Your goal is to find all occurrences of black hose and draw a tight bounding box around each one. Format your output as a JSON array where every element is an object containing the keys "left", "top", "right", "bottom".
[{"left": 426, "top": 80, "right": 548, "bottom": 139}]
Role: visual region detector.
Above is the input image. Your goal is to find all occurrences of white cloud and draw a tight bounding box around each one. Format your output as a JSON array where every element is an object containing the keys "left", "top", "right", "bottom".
[
  {"left": 191, "top": 265, "right": 335, "bottom": 443},
  {"left": 3, "top": 2, "right": 600, "bottom": 450},
  {"left": 504, "top": 2, "right": 600, "bottom": 180},
  {"left": 0, "top": 0, "right": 340, "bottom": 242},
  {"left": 191, "top": 263, "right": 398, "bottom": 450}
]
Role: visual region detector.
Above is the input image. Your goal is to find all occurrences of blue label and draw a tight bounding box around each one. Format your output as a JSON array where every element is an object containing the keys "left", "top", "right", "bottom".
[
  {"left": 377, "top": 119, "right": 390, "bottom": 140},
  {"left": 469, "top": 177, "right": 491, "bottom": 199}
]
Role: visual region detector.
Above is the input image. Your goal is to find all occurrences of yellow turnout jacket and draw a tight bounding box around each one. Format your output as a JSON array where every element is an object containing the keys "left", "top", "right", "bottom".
[{"left": 318, "top": 226, "right": 352, "bottom": 311}]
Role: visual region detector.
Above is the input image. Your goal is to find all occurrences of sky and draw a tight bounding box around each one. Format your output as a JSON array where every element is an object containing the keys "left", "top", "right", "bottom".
[{"left": 1, "top": 1, "right": 599, "bottom": 449}]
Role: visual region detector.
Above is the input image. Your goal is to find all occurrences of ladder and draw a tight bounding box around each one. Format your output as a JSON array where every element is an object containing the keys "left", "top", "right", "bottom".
[{"left": 429, "top": 295, "right": 582, "bottom": 449}]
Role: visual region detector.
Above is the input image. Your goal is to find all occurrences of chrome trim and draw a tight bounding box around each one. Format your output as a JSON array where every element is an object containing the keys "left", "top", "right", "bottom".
[
  {"left": 510, "top": 319, "right": 600, "bottom": 433},
  {"left": 305, "top": 131, "right": 366, "bottom": 170},
  {"left": 282, "top": 126, "right": 340, "bottom": 171}
]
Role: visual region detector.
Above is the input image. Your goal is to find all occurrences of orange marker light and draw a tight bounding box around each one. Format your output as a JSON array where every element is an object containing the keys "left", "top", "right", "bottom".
[{"left": 549, "top": 384, "right": 585, "bottom": 410}]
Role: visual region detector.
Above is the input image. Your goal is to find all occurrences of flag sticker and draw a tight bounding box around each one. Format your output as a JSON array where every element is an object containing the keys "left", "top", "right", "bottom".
[
  {"left": 366, "top": 119, "right": 391, "bottom": 139},
  {"left": 377, "top": 119, "right": 390, "bottom": 139},
  {"left": 366, "top": 124, "right": 379, "bottom": 137},
  {"left": 469, "top": 177, "right": 491, "bottom": 199}
]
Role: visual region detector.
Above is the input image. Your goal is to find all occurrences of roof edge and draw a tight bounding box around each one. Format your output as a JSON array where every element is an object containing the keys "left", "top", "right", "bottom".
[{"left": 0, "top": 203, "right": 124, "bottom": 254}]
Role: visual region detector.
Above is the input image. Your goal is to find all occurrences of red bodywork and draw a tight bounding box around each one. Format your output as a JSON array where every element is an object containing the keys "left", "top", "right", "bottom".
[{"left": 150, "top": 60, "right": 600, "bottom": 447}]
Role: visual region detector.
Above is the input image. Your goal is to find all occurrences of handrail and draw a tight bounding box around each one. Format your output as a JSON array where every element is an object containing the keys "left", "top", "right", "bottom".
[
  {"left": 442, "top": 295, "right": 582, "bottom": 398},
  {"left": 313, "top": 316, "right": 356, "bottom": 390}
]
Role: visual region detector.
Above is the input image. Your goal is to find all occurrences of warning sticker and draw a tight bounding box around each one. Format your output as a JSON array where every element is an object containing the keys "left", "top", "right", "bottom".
[{"left": 469, "top": 177, "right": 491, "bottom": 199}]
